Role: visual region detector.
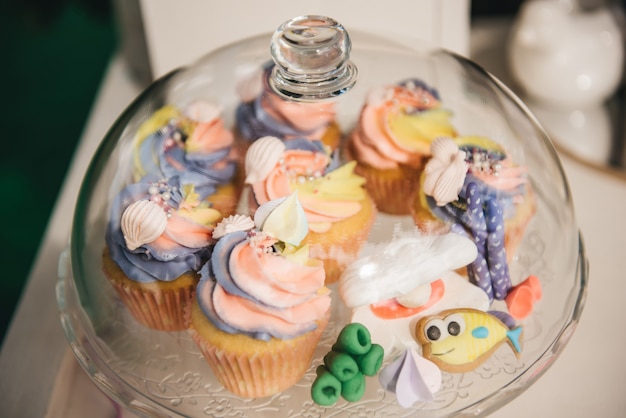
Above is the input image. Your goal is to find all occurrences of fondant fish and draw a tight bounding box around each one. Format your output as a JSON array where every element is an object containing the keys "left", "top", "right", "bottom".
[{"left": 415, "top": 308, "right": 522, "bottom": 372}]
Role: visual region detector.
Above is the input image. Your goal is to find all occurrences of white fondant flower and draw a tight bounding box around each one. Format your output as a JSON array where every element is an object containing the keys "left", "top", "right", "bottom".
[
  {"left": 213, "top": 214, "right": 255, "bottom": 239},
  {"left": 244, "top": 136, "right": 285, "bottom": 184},
  {"left": 121, "top": 200, "right": 168, "bottom": 251},
  {"left": 423, "top": 137, "right": 467, "bottom": 206}
]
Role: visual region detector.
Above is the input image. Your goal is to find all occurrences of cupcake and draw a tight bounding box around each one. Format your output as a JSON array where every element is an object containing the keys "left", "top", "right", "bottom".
[
  {"left": 189, "top": 193, "right": 331, "bottom": 398},
  {"left": 133, "top": 99, "right": 241, "bottom": 216},
  {"left": 235, "top": 62, "right": 341, "bottom": 150},
  {"left": 244, "top": 136, "right": 376, "bottom": 284},
  {"left": 343, "top": 79, "right": 457, "bottom": 214},
  {"left": 103, "top": 175, "right": 222, "bottom": 331},
  {"left": 413, "top": 136, "right": 537, "bottom": 309}
]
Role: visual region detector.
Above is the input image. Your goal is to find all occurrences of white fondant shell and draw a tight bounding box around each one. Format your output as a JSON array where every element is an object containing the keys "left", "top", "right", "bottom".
[
  {"left": 121, "top": 200, "right": 168, "bottom": 251},
  {"left": 423, "top": 137, "right": 467, "bottom": 206},
  {"left": 213, "top": 214, "right": 255, "bottom": 239},
  {"left": 430, "top": 136, "right": 459, "bottom": 159},
  {"left": 245, "top": 136, "right": 285, "bottom": 184}
]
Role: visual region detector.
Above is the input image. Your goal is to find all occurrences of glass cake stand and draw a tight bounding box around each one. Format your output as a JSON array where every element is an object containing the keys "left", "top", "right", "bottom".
[{"left": 56, "top": 16, "right": 588, "bottom": 418}]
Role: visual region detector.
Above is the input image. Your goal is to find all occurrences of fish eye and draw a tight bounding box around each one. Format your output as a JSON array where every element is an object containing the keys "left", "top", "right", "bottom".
[
  {"left": 444, "top": 314, "right": 466, "bottom": 337},
  {"left": 448, "top": 321, "right": 461, "bottom": 336},
  {"left": 423, "top": 318, "right": 447, "bottom": 341},
  {"left": 427, "top": 325, "right": 441, "bottom": 341}
]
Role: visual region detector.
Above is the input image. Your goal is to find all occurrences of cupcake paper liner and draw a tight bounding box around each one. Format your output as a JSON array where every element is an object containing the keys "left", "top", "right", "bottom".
[
  {"left": 109, "top": 280, "right": 195, "bottom": 331},
  {"left": 102, "top": 249, "right": 198, "bottom": 331},
  {"left": 354, "top": 162, "right": 422, "bottom": 215},
  {"left": 190, "top": 306, "right": 330, "bottom": 398}
]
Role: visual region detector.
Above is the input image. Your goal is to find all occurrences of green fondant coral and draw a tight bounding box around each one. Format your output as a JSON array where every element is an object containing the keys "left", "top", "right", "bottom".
[
  {"left": 355, "top": 343, "right": 384, "bottom": 376},
  {"left": 311, "top": 366, "right": 342, "bottom": 406},
  {"left": 341, "top": 372, "right": 366, "bottom": 402},
  {"left": 323, "top": 351, "right": 359, "bottom": 382},
  {"left": 311, "top": 323, "right": 384, "bottom": 406},
  {"left": 333, "top": 322, "right": 372, "bottom": 355}
]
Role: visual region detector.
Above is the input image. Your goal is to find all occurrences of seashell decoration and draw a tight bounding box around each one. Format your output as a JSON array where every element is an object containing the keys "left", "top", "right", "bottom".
[
  {"left": 423, "top": 137, "right": 467, "bottom": 206},
  {"left": 430, "top": 135, "right": 460, "bottom": 160},
  {"left": 245, "top": 136, "right": 286, "bottom": 184},
  {"left": 121, "top": 199, "right": 168, "bottom": 251},
  {"left": 213, "top": 214, "right": 255, "bottom": 239}
]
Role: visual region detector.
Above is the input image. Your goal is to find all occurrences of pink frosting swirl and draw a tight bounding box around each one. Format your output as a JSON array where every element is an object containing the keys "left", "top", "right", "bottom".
[
  {"left": 250, "top": 146, "right": 365, "bottom": 233},
  {"left": 349, "top": 81, "right": 456, "bottom": 170},
  {"left": 197, "top": 230, "right": 331, "bottom": 340}
]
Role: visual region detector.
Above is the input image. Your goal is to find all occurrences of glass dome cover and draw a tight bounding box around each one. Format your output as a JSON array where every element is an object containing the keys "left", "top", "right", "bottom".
[{"left": 57, "top": 15, "right": 587, "bottom": 418}]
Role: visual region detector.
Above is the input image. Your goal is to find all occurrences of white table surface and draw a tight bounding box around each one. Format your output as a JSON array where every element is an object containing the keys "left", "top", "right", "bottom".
[{"left": 1, "top": 18, "right": 625, "bottom": 418}]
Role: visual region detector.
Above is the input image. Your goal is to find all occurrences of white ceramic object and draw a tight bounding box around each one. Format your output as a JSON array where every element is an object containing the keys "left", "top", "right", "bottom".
[
  {"left": 508, "top": 0, "right": 624, "bottom": 108},
  {"left": 529, "top": 101, "right": 613, "bottom": 165}
]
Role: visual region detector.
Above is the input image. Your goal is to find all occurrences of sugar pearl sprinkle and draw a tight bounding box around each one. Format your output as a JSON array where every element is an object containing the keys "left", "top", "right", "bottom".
[
  {"left": 246, "top": 230, "right": 278, "bottom": 254},
  {"left": 277, "top": 154, "right": 326, "bottom": 184},
  {"left": 469, "top": 149, "right": 502, "bottom": 176},
  {"left": 148, "top": 179, "right": 175, "bottom": 217}
]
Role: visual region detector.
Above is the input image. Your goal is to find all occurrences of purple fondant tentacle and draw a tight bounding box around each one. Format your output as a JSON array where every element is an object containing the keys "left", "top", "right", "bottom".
[
  {"left": 462, "top": 183, "right": 494, "bottom": 301},
  {"left": 485, "top": 198, "right": 511, "bottom": 300},
  {"left": 468, "top": 253, "right": 494, "bottom": 301}
]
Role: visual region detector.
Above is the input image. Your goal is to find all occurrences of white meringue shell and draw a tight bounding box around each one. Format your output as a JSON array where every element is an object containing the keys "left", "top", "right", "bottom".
[
  {"left": 213, "top": 214, "right": 255, "bottom": 239},
  {"left": 253, "top": 196, "right": 286, "bottom": 230},
  {"left": 120, "top": 200, "right": 168, "bottom": 251},
  {"left": 244, "top": 136, "right": 285, "bottom": 184},
  {"left": 184, "top": 100, "right": 222, "bottom": 123},
  {"left": 259, "top": 192, "right": 308, "bottom": 246}
]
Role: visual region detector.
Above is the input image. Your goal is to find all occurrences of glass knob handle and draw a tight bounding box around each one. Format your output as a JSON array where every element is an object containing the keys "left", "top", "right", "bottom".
[{"left": 269, "top": 15, "right": 358, "bottom": 102}]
